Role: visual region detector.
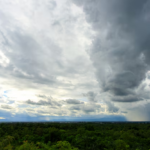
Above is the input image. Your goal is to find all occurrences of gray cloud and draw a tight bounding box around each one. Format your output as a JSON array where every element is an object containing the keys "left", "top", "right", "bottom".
[
  {"left": 2, "top": 0, "right": 150, "bottom": 121},
  {"left": 1, "top": 30, "right": 62, "bottom": 85},
  {"left": 112, "top": 95, "right": 142, "bottom": 103},
  {"left": 121, "top": 111, "right": 127, "bottom": 114},
  {"left": 70, "top": 103, "right": 101, "bottom": 114},
  {"left": 1, "top": 104, "right": 13, "bottom": 109},
  {"left": 0, "top": 0, "right": 96, "bottom": 99},
  {"left": 26, "top": 108, "right": 35, "bottom": 112},
  {"left": 83, "top": 91, "right": 97, "bottom": 102},
  {"left": 82, "top": 104, "right": 99, "bottom": 113},
  {"left": 65, "top": 99, "right": 84, "bottom": 104},
  {"left": 73, "top": 0, "right": 150, "bottom": 102},
  {"left": 126, "top": 102, "right": 150, "bottom": 121},
  {"left": 37, "top": 95, "right": 48, "bottom": 99},
  {"left": 105, "top": 100, "right": 119, "bottom": 113},
  {"left": 70, "top": 105, "right": 81, "bottom": 111},
  {"left": 26, "top": 99, "right": 61, "bottom": 107}
]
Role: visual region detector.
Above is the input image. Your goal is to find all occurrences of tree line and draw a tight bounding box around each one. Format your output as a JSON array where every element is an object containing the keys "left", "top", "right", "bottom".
[{"left": 0, "top": 122, "right": 150, "bottom": 150}]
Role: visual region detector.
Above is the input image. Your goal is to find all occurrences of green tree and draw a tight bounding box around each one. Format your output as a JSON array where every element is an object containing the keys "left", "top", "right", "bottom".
[
  {"left": 51, "top": 141, "right": 79, "bottom": 150},
  {"left": 115, "top": 139, "right": 129, "bottom": 150},
  {"left": 3, "top": 144, "right": 13, "bottom": 150},
  {"left": 5, "top": 136, "right": 14, "bottom": 145},
  {"left": 36, "top": 127, "right": 43, "bottom": 136},
  {"left": 16, "top": 141, "right": 38, "bottom": 150}
]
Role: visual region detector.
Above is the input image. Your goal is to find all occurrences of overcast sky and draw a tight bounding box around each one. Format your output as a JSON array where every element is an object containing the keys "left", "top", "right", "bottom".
[{"left": 0, "top": 0, "right": 150, "bottom": 122}]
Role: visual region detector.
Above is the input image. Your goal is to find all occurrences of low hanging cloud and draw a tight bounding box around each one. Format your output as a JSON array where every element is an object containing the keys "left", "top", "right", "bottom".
[
  {"left": 105, "top": 100, "right": 119, "bottom": 113},
  {"left": 65, "top": 99, "right": 84, "bottom": 104},
  {"left": 83, "top": 91, "right": 97, "bottom": 102},
  {"left": 1, "top": 104, "right": 13, "bottom": 110},
  {"left": 25, "top": 99, "right": 61, "bottom": 107},
  {"left": 70, "top": 103, "right": 101, "bottom": 114},
  {"left": 112, "top": 95, "right": 142, "bottom": 103},
  {"left": 73, "top": 0, "right": 150, "bottom": 102}
]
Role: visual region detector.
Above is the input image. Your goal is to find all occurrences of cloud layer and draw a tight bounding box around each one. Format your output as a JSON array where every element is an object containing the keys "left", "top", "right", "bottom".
[
  {"left": 73, "top": 0, "right": 150, "bottom": 103},
  {"left": 0, "top": 0, "right": 150, "bottom": 121}
]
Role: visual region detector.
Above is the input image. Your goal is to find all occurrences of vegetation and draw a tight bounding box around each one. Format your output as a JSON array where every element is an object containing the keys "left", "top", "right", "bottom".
[{"left": 0, "top": 122, "right": 150, "bottom": 150}]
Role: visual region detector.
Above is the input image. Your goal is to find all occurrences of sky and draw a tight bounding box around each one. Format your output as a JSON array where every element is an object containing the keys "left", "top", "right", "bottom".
[{"left": 0, "top": 0, "right": 150, "bottom": 122}]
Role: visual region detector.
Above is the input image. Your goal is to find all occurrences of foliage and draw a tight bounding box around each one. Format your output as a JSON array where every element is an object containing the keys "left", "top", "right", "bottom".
[
  {"left": 115, "top": 139, "right": 129, "bottom": 150},
  {"left": 0, "top": 122, "right": 150, "bottom": 149},
  {"left": 15, "top": 141, "right": 38, "bottom": 150},
  {"left": 51, "top": 141, "right": 78, "bottom": 150}
]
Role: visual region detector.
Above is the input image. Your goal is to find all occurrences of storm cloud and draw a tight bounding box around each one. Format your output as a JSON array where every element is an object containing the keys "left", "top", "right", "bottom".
[
  {"left": 65, "top": 99, "right": 84, "bottom": 104},
  {"left": 73, "top": 0, "right": 150, "bottom": 102}
]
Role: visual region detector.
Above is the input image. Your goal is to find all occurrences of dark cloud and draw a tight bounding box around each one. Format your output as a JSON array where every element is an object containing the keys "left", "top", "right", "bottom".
[
  {"left": 65, "top": 99, "right": 84, "bottom": 104},
  {"left": 126, "top": 102, "right": 150, "bottom": 121},
  {"left": 37, "top": 95, "right": 47, "bottom": 99},
  {"left": 147, "top": 72, "right": 150, "bottom": 80},
  {"left": 1, "top": 105, "right": 13, "bottom": 109},
  {"left": 112, "top": 95, "right": 142, "bottom": 103},
  {"left": 37, "top": 95, "right": 52, "bottom": 99},
  {"left": 105, "top": 101, "right": 119, "bottom": 113},
  {"left": 26, "top": 99, "right": 61, "bottom": 107},
  {"left": 82, "top": 104, "right": 98, "bottom": 113},
  {"left": 70, "top": 103, "right": 101, "bottom": 114},
  {"left": 73, "top": 0, "right": 150, "bottom": 102},
  {"left": 83, "top": 91, "right": 97, "bottom": 102},
  {"left": 26, "top": 108, "right": 35, "bottom": 112},
  {"left": 70, "top": 105, "right": 81, "bottom": 111},
  {"left": 121, "top": 111, "right": 127, "bottom": 114},
  {"left": 111, "top": 82, "right": 150, "bottom": 102}
]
